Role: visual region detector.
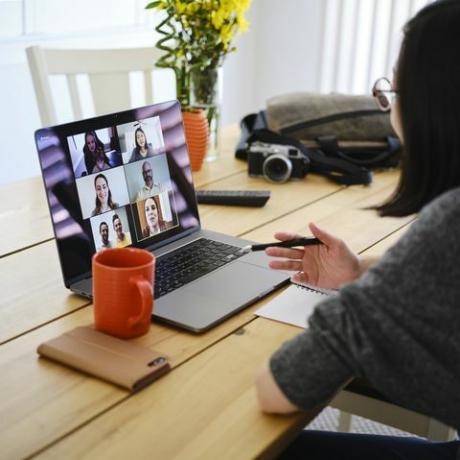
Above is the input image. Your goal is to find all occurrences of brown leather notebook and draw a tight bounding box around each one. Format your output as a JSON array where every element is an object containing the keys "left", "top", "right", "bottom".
[{"left": 37, "top": 326, "right": 170, "bottom": 392}]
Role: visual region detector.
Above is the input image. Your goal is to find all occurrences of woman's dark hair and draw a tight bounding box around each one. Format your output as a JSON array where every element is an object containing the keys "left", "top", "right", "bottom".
[
  {"left": 84, "top": 131, "right": 104, "bottom": 150},
  {"left": 134, "top": 127, "right": 148, "bottom": 152},
  {"left": 83, "top": 131, "right": 110, "bottom": 173},
  {"left": 94, "top": 173, "right": 115, "bottom": 212},
  {"left": 377, "top": 0, "right": 460, "bottom": 217}
]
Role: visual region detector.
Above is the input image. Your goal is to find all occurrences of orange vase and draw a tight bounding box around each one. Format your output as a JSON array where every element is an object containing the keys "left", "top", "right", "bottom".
[{"left": 182, "top": 109, "right": 209, "bottom": 171}]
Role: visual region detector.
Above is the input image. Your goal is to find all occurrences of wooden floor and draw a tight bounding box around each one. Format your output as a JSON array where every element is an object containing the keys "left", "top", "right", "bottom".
[{"left": 0, "top": 125, "right": 416, "bottom": 459}]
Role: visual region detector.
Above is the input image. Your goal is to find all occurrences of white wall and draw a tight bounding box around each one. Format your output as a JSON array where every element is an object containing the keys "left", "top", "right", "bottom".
[
  {"left": 0, "top": 0, "right": 159, "bottom": 185},
  {"left": 252, "top": 0, "right": 324, "bottom": 108}
]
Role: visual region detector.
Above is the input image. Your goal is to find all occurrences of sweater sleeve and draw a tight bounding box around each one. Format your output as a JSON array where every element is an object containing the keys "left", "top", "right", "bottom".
[{"left": 269, "top": 190, "right": 460, "bottom": 429}]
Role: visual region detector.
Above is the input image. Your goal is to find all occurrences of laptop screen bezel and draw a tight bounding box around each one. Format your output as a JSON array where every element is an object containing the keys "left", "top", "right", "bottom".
[{"left": 35, "top": 100, "right": 201, "bottom": 288}]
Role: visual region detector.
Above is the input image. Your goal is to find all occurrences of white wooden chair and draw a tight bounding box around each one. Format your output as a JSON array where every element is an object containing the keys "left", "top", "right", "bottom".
[
  {"left": 331, "top": 386, "right": 457, "bottom": 441},
  {"left": 26, "top": 46, "right": 164, "bottom": 126}
]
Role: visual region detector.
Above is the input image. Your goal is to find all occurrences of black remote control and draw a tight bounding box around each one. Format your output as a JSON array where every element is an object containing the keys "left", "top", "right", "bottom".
[{"left": 196, "top": 190, "right": 271, "bottom": 207}]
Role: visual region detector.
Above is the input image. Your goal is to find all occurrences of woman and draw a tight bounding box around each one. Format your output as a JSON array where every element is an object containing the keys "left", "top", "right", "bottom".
[
  {"left": 91, "top": 174, "right": 119, "bottom": 216},
  {"left": 256, "top": 2, "right": 460, "bottom": 459},
  {"left": 129, "top": 127, "right": 154, "bottom": 163},
  {"left": 83, "top": 131, "right": 110, "bottom": 175},
  {"left": 142, "top": 196, "right": 165, "bottom": 237}
]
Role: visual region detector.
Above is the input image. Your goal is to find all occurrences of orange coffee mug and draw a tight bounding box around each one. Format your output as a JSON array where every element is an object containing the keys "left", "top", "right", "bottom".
[{"left": 92, "top": 248, "right": 155, "bottom": 339}]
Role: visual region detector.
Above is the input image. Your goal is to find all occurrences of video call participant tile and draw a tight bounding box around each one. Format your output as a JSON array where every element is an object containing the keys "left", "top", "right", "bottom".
[
  {"left": 133, "top": 192, "right": 178, "bottom": 241},
  {"left": 124, "top": 154, "right": 172, "bottom": 203},
  {"left": 67, "top": 127, "right": 122, "bottom": 178},
  {"left": 117, "top": 116, "right": 166, "bottom": 164},
  {"left": 75, "top": 167, "right": 130, "bottom": 220},
  {"left": 90, "top": 207, "right": 132, "bottom": 251}
]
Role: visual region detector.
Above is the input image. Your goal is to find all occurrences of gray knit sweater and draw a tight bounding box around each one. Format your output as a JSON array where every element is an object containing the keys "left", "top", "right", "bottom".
[{"left": 270, "top": 187, "right": 460, "bottom": 447}]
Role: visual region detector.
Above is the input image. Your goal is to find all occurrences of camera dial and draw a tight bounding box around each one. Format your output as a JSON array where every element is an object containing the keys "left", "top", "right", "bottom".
[{"left": 262, "top": 154, "right": 293, "bottom": 183}]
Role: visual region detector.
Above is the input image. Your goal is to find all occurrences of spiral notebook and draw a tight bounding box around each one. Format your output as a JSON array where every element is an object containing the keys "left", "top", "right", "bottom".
[{"left": 255, "top": 279, "right": 337, "bottom": 328}]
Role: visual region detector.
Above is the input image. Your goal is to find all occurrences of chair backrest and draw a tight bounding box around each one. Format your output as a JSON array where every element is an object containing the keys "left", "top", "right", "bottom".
[{"left": 26, "top": 46, "right": 165, "bottom": 127}]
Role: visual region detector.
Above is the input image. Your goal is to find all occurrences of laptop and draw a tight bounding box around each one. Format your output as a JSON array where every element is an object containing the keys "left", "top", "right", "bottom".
[{"left": 35, "top": 100, "right": 289, "bottom": 332}]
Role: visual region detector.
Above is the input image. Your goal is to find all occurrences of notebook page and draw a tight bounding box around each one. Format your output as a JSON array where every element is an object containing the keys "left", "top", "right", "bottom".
[{"left": 255, "top": 284, "right": 331, "bottom": 329}]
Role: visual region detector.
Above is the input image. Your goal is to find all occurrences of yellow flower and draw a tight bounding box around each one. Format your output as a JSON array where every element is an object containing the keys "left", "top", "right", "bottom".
[
  {"left": 189, "top": 2, "right": 202, "bottom": 15},
  {"left": 237, "top": 0, "right": 252, "bottom": 12},
  {"left": 201, "top": 0, "right": 214, "bottom": 11},
  {"left": 212, "top": 10, "right": 225, "bottom": 29},
  {"left": 175, "top": 0, "right": 186, "bottom": 14},
  {"left": 236, "top": 12, "right": 249, "bottom": 32},
  {"left": 220, "top": 23, "right": 234, "bottom": 45},
  {"left": 148, "top": 0, "right": 252, "bottom": 76}
]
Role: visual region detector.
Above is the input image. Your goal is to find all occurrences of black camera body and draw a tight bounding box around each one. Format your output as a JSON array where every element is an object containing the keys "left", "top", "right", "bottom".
[{"left": 247, "top": 141, "right": 309, "bottom": 183}]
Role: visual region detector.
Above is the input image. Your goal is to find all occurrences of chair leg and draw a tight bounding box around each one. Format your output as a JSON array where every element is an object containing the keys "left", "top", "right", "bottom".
[
  {"left": 338, "top": 411, "right": 352, "bottom": 432},
  {"left": 427, "top": 418, "right": 457, "bottom": 441}
]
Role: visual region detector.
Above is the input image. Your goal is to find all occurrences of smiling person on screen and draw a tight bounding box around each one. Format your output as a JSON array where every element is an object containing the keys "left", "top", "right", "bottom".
[
  {"left": 129, "top": 127, "right": 154, "bottom": 163},
  {"left": 142, "top": 196, "right": 166, "bottom": 238},
  {"left": 98, "top": 221, "right": 112, "bottom": 250},
  {"left": 256, "top": 2, "right": 460, "bottom": 459},
  {"left": 91, "top": 174, "right": 119, "bottom": 217},
  {"left": 112, "top": 214, "right": 131, "bottom": 248}
]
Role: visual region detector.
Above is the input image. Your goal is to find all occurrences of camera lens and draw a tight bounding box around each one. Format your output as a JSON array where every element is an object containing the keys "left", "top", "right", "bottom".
[{"left": 262, "top": 154, "right": 292, "bottom": 183}]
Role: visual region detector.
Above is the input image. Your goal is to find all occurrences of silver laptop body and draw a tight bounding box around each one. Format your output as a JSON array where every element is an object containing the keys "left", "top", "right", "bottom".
[{"left": 36, "top": 100, "right": 288, "bottom": 332}]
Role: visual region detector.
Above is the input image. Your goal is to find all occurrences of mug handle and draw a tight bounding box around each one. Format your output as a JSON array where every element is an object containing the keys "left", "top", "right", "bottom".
[{"left": 128, "top": 276, "right": 153, "bottom": 328}]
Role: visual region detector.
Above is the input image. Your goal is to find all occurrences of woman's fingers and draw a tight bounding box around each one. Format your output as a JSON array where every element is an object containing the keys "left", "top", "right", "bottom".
[
  {"left": 273, "top": 231, "right": 304, "bottom": 242},
  {"left": 265, "top": 247, "right": 304, "bottom": 259},
  {"left": 275, "top": 226, "right": 340, "bottom": 250},
  {"left": 308, "top": 222, "right": 340, "bottom": 247},
  {"left": 268, "top": 259, "right": 303, "bottom": 271},
  {"left": 292, "top": 271, "right": 309, "bottom": 284}
]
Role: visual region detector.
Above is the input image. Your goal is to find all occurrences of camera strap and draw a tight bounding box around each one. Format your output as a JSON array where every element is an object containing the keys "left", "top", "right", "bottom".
[{"left": 241, "top": 126, "right": 372, "bottom": 186}]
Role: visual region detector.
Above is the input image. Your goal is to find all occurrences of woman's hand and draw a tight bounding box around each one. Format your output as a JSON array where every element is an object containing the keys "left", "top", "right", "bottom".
[{"left": 265, "top": 223, "right": 361, "bottom": 289}]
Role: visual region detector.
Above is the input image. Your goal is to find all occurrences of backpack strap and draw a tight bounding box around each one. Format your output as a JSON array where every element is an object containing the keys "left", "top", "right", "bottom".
[
  {"left": 235, "top": 111, "right": 268, "bottom": 160},
  {"left": 316, "top": 135, "right": 401, "bottom": 168}
]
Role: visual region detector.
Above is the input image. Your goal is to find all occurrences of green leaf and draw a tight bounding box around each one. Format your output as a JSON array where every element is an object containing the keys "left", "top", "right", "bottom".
[{"left": 145, "top": 1, "right": 161, "bottom": 10}]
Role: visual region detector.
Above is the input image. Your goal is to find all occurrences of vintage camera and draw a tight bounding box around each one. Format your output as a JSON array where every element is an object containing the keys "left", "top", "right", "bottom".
[{"left": 247, "top": 142, "right": 309, "bottom": 183}]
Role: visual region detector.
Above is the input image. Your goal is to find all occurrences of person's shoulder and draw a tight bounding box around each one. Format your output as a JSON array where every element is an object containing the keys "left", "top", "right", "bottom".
[
  {"left": 138, "top": 185, "right": 149, "bottom": 196},
  {"left": 420, "top": 187, "right": 460, "bottom": 224},
  {"left": 129, "top": 150, "right": 138, "bottom": 162},
  {"left": 401, "top": 187, "right": 460, "bottom": 255}
]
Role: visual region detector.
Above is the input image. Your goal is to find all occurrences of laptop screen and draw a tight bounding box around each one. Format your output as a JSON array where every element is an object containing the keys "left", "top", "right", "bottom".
[{"left": 35, "top": 100, "right": 200, "bottom": 287}]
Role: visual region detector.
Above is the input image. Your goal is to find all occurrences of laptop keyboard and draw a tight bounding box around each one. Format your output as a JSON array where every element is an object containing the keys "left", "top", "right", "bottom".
[{"left": 154, "top": 238, "right": 244, "bottom": 299}]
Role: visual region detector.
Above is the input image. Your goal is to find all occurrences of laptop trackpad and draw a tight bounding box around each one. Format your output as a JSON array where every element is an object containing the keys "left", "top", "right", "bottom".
[{"left": 154, "top": 261, "right": 287, "bottom": 332}]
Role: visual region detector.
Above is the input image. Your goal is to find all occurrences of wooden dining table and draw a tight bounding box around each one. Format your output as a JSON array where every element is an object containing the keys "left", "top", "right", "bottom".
[{"left": 0, "top": 125, "right": 415, "bottom": 459}]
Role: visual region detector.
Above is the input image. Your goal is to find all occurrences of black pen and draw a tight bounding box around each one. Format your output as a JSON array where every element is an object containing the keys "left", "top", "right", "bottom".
[{"left": 239, "top": 237, "right": 322, "bottom": 254}]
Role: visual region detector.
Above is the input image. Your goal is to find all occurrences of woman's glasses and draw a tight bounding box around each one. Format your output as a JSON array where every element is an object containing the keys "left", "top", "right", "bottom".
[{"left": 372, "top": 77, "right": 398, "bottom": 112}]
